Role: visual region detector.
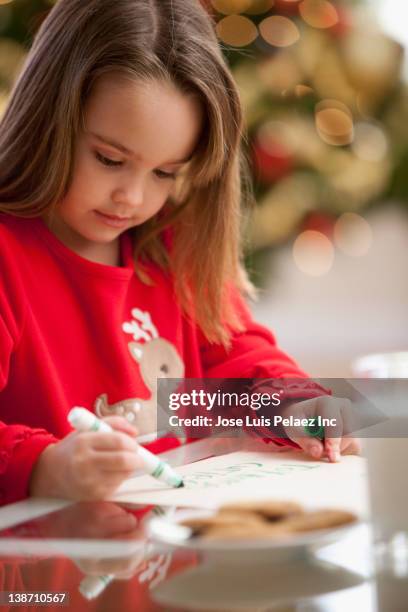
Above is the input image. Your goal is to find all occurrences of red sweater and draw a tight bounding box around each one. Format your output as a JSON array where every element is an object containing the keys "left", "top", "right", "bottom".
[{"left": 0, "top": 215, "right": 328, "bottom": 506}]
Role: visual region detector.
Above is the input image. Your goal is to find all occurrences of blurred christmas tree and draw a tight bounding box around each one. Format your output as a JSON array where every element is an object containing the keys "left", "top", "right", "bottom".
[
  {"left": 206, "top": 0, "right": 408, "bottom": 281},
  {"left": 1, "top": 0, "right": 407, "bottom": 282}
]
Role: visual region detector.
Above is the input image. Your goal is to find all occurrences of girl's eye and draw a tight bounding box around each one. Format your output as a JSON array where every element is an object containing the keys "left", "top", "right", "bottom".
[
  {"left": 154, "top": 169, "right": 177, "bottom": 180},
  {"left": 95, "top": 151, "right": 177, "bottom": 178},
  {"left": 94, "top": 151, "right": 123, "bottom": 167}
]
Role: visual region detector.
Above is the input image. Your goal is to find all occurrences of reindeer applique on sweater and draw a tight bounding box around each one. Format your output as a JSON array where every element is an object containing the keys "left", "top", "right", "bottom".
[{"left": 94, "top": 308, "right": 185, "bottom": 438}]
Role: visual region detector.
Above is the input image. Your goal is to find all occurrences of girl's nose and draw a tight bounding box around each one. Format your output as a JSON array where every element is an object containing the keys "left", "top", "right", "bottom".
[{"left": 112, "top": 177, "right": 144, "bottom": 209}]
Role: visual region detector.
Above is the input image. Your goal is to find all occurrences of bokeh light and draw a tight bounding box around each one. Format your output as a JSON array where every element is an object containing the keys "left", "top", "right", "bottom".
[
  {"left": 245, "top": 0, "right": 275, "bottom": 15},
  {"left": 315, "top": 99, "right": 353, "bottom": 146},
  {"left": 257, "top": 54, "right": 302, "bottom": 96},
  {"left": 342, "top": 31, "right": 402, "bottom": 99},
  {"left": 216, "top": 15, "right": 258, "bottom": 47},
  {"left": 327, "top": 153, "right": 391, "bottom": 210},
  {"left": 299, "top": 0, "right": 338, "bottom": 29},
  {"left": 294, "top": 84, "right": 314, "bottom": 98},
  {"left": 211, "top": 0, "right": 253, "bottom": 14},
  {"left": 293, "top": 230, "right": 334, "bottom": 276},
  {"left": 250, "top": 173, "right": 317, "bottom": 248},
  {"left": 334, "top": 213, "right": 373, "bottom": 257},
  {"left": 211, "top": 0, "right": 275, "bottom": 17},
  {"left": 257, "top": 120, "right": 298, "bottom": 156},
  {"left": 259, "top": 15, "right": 300, "bottom": 48},
  {"left": 253, "top": 120, "right": 298, "bottom": 183},
  {"left": 352, "top": 122, "right": 389, "bottom": 163}
]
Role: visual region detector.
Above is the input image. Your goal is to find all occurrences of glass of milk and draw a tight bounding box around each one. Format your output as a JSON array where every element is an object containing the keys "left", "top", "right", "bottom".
[
  {"left": 352, "top": 351, "right": 408, "bottom": 540},
  {"left": 352, "top": 352, "right": 408, "bottom": 609}
]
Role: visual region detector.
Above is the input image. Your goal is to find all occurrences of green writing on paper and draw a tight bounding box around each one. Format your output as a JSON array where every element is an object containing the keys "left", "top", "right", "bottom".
[{"left": 183, "top": 461, "right": 320, "bottom": 489}]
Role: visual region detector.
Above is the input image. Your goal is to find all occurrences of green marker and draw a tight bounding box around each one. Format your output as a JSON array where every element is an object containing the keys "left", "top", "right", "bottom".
[
  {"left": 304, "top": 418, "right": 325, "bottom": 441},
  {"left": 305, "top": 419, "right": 342, "bottom": 463}
]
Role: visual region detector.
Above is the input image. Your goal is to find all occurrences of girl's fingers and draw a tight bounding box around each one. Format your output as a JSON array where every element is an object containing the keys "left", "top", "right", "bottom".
[
  {"left": 340, "top": 437, "right": 362, "bottom": 456},
  {"left": 320, "top": 397, "right": 344, "bottom": 462},
  {"left": 287, "top": 435, "right": 325, "bottom": 459},
  {"left": 90, "top": 450, "right": 141, "bottom": 472},
  {"left": 282, "top": 400, "right": 325, "bottom": 459},
  {"left": 324, "top": 438, "right": 342, "bottom": 462},
  {"left": 76, "top": 555, "right": 140, "bottom": 576},
  {"left": 100, "top": 512, "right": 138, "bottom": 537},
  {"left": 74, "top": 511, "right": 137, "bottom": 539},
  {"left": 281, "top": 397, "right": 357, "bottom": 462},
  {"left": 86, "top": 431, "right": 139, "bottom": 453},
  {"left": 338, "top": 400, "right": 355, "bottom": 439},
  {"left": 102, "top": 416, "right": 139, "bottom": 438}
]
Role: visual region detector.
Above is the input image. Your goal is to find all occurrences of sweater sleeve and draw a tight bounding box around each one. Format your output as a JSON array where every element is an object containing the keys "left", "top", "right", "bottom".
[
  {"left": 199, "top": 287, "right": 331, "bottom": 448},
  {"left": 0, "top": 237, "right": 59, "bottom": 506},
  {"left": 0, "top": 425, "right": 59, "bottom": 506}
]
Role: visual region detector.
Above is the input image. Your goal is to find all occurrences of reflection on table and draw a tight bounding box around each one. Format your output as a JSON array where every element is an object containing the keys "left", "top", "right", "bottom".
[{"left": 0, "top": 500, "right": 406, "bottom": 611}]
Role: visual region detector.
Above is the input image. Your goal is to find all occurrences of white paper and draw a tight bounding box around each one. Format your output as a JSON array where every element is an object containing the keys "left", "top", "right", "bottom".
[{"left": 111, "top": 450, "right": 369, "bottom": 517}]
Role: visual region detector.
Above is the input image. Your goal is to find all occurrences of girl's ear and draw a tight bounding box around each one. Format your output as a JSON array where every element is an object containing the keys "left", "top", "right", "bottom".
[{"left": 128, "top": 341, "right": 143, "bottom": 362}]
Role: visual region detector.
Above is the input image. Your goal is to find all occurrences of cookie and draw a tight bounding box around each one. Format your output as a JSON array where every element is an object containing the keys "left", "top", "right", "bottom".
[
  {"left": 202, "top": 523, "right": 291, "bottom": 541},
  {"left": 218, "top": 500, "right": 304, "bottom": 522},
  {"left": 278, "top": 509, "right": 357, "bottom": 533},
  {"left": 181, "top": 504, "right": 357, "bottom": 541},
  {"left": 182, "top": 511, "right": 265, "bottom": 536}
]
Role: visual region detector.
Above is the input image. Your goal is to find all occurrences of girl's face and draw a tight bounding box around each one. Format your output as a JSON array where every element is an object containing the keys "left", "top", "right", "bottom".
[{"left": 44, "top": 74, "right": 203, "bottom": 264}]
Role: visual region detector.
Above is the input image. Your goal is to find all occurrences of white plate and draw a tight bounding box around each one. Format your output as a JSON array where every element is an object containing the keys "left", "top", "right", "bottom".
[{"left": 147, "top": 507, "right": 362, "bottom": 563}]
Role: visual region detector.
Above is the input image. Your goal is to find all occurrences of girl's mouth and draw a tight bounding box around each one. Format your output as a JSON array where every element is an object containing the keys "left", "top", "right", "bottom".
[{"left": 94, "top": 210, "right": 131, "bottom": 228}]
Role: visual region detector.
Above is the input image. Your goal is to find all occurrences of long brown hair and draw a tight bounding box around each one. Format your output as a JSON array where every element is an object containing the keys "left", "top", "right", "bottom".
[{"left": 0, "top": 0, "right": 255, "bottom": 347}]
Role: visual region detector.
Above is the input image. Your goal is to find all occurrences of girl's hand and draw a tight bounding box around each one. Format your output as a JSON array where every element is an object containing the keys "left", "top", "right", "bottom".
[
  {"left": 34, "top": 501, "right": 141, "bottom": 540},
  {"left": 29, "top": 417, "right": 143, "bottom": 501},
  {"left": 280, "top": 396, "right": 361, "bottom": 462},
  {"left": 69, "top": 503, "right": 145, "bottom": 580},
  {"left": 75, "top": 548, "right": 146, "bottom": 581}
]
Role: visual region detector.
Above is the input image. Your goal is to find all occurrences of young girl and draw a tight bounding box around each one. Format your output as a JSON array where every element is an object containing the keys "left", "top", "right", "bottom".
[{"left": 0, "top": 0, "right": 359, "bottom": 506}]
